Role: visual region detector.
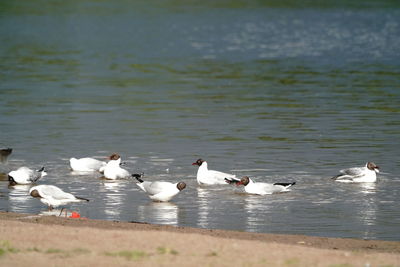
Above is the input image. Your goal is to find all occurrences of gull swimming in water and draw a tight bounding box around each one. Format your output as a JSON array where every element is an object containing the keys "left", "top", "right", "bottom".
[
  {"left": 103, "top": 154, "right": 131, "bottom": 180},
  {"left": 29, "top": 184, "right": 89, "bottom": 210},
  {"left": 0, "top": 148, "right": 12, "bottom": 163},
  {"left": 332, "top": 162, "right": 379, "bottom": 183},
  {"left": 225, "top": 176, "right": 295, "bottom": 195},
  {"left": 8, "top": 167, "right": 47, "bottom": 185},
  {"left": 69, "top": 156, "right": 106, "bottom": 172},
  {"left": 192, "top": 158, "right": 237, "bottom": 185},
  {"left": 135, "top": 175, "right": 186, "bottom": 202}
]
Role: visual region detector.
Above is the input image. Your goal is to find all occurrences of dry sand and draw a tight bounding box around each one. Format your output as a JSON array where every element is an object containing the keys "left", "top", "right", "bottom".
[{"left": 0, "top": 211, "right": 399, "bottom": 266}]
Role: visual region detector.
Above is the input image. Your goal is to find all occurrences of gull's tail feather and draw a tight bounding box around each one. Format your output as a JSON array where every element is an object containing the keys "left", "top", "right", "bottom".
[
  {"left": 37, "top": 166, "right": 45, "bottom": 172},
  {"left": 76, "top": 196, "right": 90, "bottom": 202},
  {"left": 331, "top": 174, "right": 346, "bottom": 180},
  {"left": 32, "top": 167, "right": 46, "bottom": 183},
  {"left": 225, "top": 178, "right": 241, "bottom": 185},
  {"left": 133, "top": 173, "right": 144, "bottom": 183}
]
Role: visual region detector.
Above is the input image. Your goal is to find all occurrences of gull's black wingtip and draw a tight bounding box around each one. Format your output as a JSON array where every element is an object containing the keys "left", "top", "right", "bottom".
[
  {"left": 225, "top": 178, "right": 233, "bottom": 184},
  {"left": 273, "top": 182, "right": 296, "bottom": 187},
  {"left": 132, "top": 173, "right": 144, "bottom": 183}
]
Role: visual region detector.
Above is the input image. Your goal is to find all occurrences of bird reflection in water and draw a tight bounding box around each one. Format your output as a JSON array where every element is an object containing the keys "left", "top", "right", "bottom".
[
  {"left": 357, "top": 183, "right": 377, "bottom": 240},
  {"left": 7, "top": 184, "right": 33, "bottom": 213},
  {"left": 102, "top": 181, "right": 127, "bottom": 218},
  {"left": 359, "top": 182, "right": 376, "bottom": 194},
  {"left": 244, "top": 194, "right": 272, "bottom": 232},
  {"left": 137, "top": 202, "right": 179, "bottom": 225},
  {"left": 196, "top": 187, "right": 212, "bottom": 228}
]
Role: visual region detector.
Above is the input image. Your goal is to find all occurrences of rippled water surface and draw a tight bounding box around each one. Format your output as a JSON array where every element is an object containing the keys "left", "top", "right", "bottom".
[{"left": 1, "top": 0, "right": 399, "bottom": 240}]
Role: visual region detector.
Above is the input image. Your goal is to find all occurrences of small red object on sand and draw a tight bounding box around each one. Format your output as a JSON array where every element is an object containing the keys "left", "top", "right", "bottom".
[{"left": 69, "top": 212, "right": 81, "bottom": 218}]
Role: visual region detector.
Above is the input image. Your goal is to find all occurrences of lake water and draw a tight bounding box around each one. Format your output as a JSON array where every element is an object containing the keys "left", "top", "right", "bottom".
[{"left": 0, "top": 0, "right": 399, "bottom": 241}]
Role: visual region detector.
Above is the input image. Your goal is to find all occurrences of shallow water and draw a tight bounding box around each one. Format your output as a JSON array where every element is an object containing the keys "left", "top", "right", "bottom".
[{"left": 0, "top": 0, "right": 399, "bottom": 240}]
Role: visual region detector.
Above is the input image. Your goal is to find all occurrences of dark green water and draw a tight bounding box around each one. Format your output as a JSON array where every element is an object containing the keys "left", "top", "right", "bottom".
[{"left": 0, "top": 0, "right": 399, "bottom": 240}]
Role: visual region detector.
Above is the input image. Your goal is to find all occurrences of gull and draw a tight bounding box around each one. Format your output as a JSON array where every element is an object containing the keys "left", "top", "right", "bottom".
[
  {"left": 135, "top": 175, "right": 186, "bottom": 202},
  {"left": 225, "top": 176, "right": 295, "bottom": 195},
  {"left": 103, "top": 154, "right": 130, "bottom": 180},
  {"left": 332, "top": 162, "right": 379, "bottom": 183},
  {"left": 8, "top": 167, "right": 47, "bottom": 185},
  {"left": 192, "top": 158, "right": 238, "bottom": 185},
  {"left": 0, "top": 148, "right": 12, "bottom": 163},
  {"left": 29, "top": 184, "right": 89, "bottom": 211},
  {"left": 69, "top": 156, "right": 106, "bottom": 172}
]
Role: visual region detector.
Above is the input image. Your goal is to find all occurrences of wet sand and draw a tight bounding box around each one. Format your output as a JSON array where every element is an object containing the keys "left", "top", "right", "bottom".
[{"left": 0, "top": 211, "right": 399, "bottom": 266}]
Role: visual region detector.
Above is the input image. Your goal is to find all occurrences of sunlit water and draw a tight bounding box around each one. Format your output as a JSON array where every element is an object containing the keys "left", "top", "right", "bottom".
[{"left": 0, "top": 1, "right": 399, "bottom": 240}]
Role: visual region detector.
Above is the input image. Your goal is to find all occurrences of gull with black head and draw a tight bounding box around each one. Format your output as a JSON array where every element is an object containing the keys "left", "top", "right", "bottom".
[
  {"left": 135, "top": 174, "right": 186, "bottom": 202},
  {"left": 225, "top": 176, "right": 295, "bottom": 195},
  {"left": 332, "top": 162, "right": 380, "bottom": 183},
  {"left": 29, "top": 184, "right": 89, "bottom": 212},
  {"left": 192, "top": 158, "right": 238, "bottom": 185},
  {"left": 103, "top": 153, "right": 131, "bottom": 180}
]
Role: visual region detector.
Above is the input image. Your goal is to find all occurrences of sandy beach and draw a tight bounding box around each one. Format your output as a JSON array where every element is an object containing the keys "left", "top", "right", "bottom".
[{"left": 0, "top": 211, "right": 399, "bottom": 266}]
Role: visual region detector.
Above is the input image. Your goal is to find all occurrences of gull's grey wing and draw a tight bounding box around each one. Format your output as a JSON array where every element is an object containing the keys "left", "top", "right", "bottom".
[
  {"left": 332, "top": 166, "right": 365, "bottom": 180},
  {"left": 30, "top": 167, "right": 44, "bottom": 183},
  {"left": 142, "top": 181, "right": 171, "bottom": 195},
  {"left": 39, "top": 186, "right": 74, "bottom": 200},
  {"left": 340, "top": 167, "right": 365, "bottom": 177}
]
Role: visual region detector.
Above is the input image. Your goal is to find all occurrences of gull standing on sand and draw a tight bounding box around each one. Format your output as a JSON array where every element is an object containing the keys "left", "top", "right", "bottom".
[
  {"left": 8, "top": 167, "right": 47, "bottom": 185},
  {"left": 135, "top": 175, "right": 186, "bottom": 202},
  {"left": 103, "top": 154, "right": 131, "bottom": 180},
  {"left": 225, "top": 176, "right": 296, "bottom": 195},
  {"left": 332, "top": 162, "right": 380, "bottom": 183},
  {"left": 192, "top": 158, "right": 238, "bottom": 185},
  {"left": 29, "top": 184, "right": 89, "bottom": 210},
  {"left": 69, "top": 156, "right": 106, "bottom": 172}
]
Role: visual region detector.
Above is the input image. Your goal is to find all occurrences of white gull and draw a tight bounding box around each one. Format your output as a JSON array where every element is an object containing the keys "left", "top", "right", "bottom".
[
  {"left": 332, "top": 162, "right": 379, "bottom": 183},
  {"left": 8, "top": 166, "right": 47, "bottom": 185},
  {"left": 225, "top": 176, "right": 295, "bottom": 195},
  {"left": 103, "top": 154, "right": 130, "bottom": 180},
  {"left": 192, "top": 158, "right": 237, "bottom": 185},
  {"left": 29, "top": 184, "right": 89, "bottom": 210},
  {"left": 69, "top": 156, "right": 106, "bottom": 172},
  {"left": 135, "top": 175, "right": 186, "bottom": 202}
]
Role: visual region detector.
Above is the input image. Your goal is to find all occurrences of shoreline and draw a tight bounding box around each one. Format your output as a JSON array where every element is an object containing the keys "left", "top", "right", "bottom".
[
  {"left": 1, "top": 211, "right": 399, "bottom": 253},
  {"left": 0, "top": 211, "right": 399, "bottom": 266}
]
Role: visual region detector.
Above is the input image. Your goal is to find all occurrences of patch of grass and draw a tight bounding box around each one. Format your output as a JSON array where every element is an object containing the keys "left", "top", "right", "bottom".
[
  {"left": 157, "top": 247, "right": 178, "bottom": 255},
  {"left": 26, "top": 247, "right": 41, "bottom": 252},
  {"left": 285, "top": 258, "right": 300, "bottom": 265},
  {"left": 0, "top": 248, "right": 6, "bottom": 257},
  {"left": 45, "top": 248, "right": 65, "bottom": 254},
  {"left": 105, "top": 250, "right": 147, "bottom": 261},
  {"left": 206, "top": 251, "right": 218, "bottom": 257},
  {"left": 71, "top": 248, "right": 91, "bottom": 255},
  {"left": 26, "top": 247, "right": 90, "bottom": 258},
  {"left": 0, "top": 240, "right": 19, "bottom": 254}
]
